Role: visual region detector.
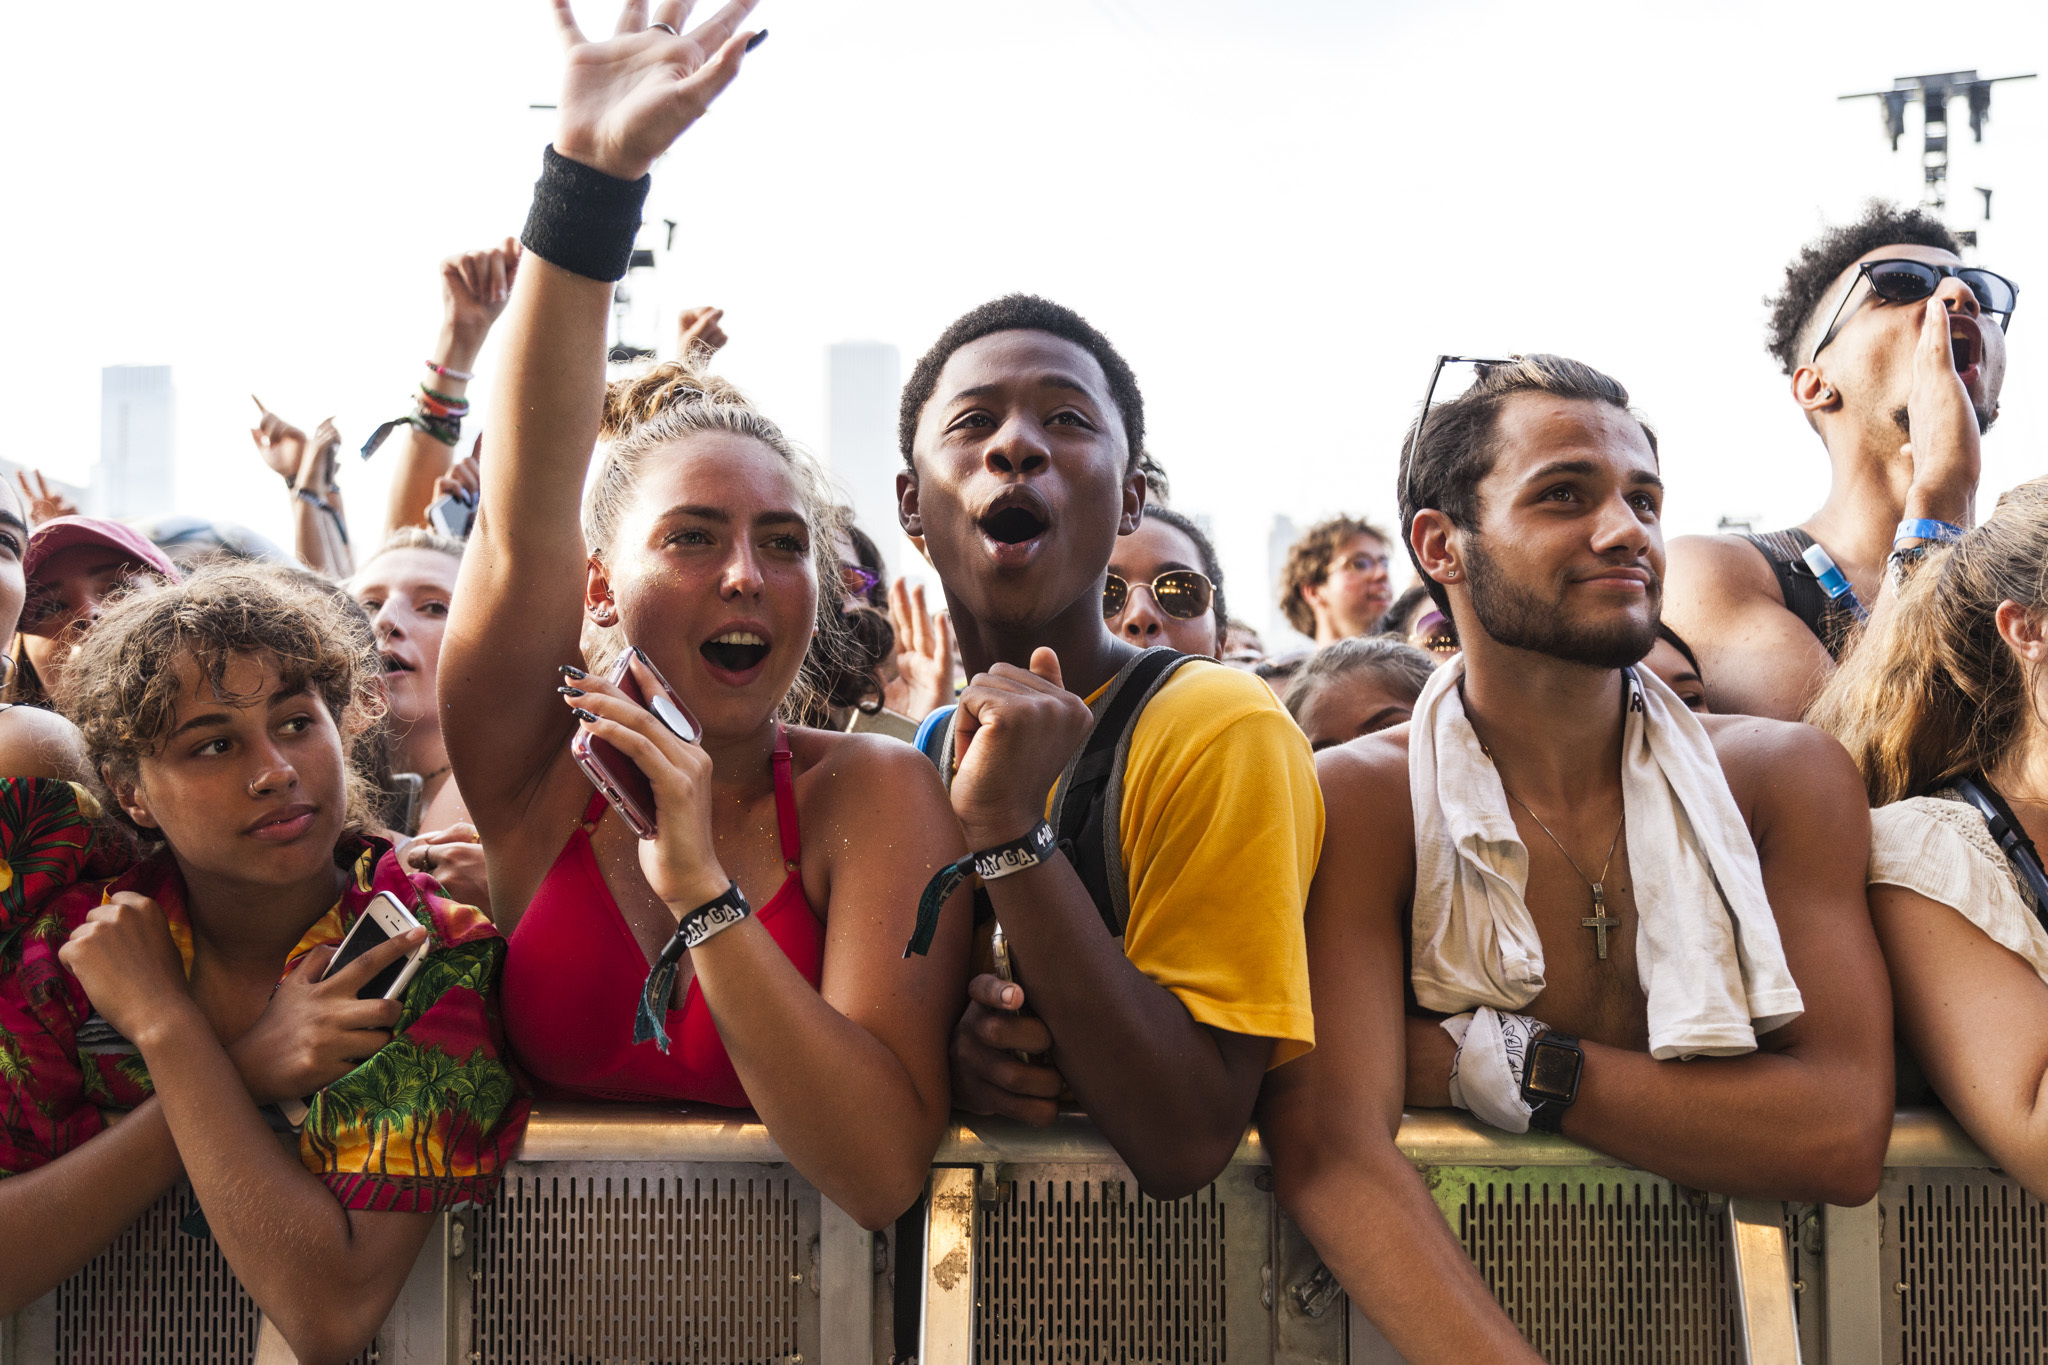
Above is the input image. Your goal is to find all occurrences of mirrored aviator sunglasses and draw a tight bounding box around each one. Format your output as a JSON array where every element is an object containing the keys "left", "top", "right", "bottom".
[{"left": 1102, "top": 570, "right": 1214, "bottom": 620}]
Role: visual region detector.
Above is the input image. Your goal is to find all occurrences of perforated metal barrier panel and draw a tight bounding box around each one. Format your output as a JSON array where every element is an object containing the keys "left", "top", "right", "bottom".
[
  {"left": 973, "top": 1164, "right": 1252, "bottom": 1364},
  {"left": 4, "top": 1108, "right": 2042, "bottom": 1365},
  {"left": 1429, "top": 1167, "right": 1778, "bottom": 1363},
  {"left": 1884, "top": 1168, "right": 2048, "bottom": 1364},
  {"left": 468, "top": 1161, "right": 821, "bottom": 1365}
]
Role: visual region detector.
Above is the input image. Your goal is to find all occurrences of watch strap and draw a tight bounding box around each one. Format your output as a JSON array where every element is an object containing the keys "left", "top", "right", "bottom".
[{"left": 1518, "top": 1030, "right": 1583, "bottom": 1134}]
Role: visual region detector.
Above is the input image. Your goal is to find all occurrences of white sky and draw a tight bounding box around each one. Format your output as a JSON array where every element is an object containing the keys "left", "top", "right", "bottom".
[{"left": 2, "top": 0, "right": 2041, "bottom": 638}]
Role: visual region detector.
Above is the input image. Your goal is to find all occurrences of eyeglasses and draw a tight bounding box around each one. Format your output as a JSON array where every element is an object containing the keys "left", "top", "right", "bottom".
[
  {"left": 839, "top": 563, "right": 882, "bottom": 600},
  {"left": 1335, "top": 550, "right": 1391, "bottom": 576},
  {"left": 1399, "top": 355, "right": 1521, "bottom": 516},
  {"left": 1808, "top": 260, "right": 2019, "bottom": 364},
  {"left": 1102, "top": 569, "right": 1214, "bottom": 621}
]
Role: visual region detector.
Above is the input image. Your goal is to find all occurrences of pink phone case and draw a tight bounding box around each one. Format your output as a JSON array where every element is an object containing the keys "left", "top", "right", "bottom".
[{"left": 570, "top": 647, "right": 700, "bottom": 839}]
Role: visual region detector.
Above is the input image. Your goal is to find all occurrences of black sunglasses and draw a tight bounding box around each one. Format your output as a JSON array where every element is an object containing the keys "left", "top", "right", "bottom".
[
  {"left": 1103, "top": 569, "right": 1213, "bottom": 621},
  {"left": 1399, "top": 354, "right": 1521, "bottom": 519},
  {"left": 1809, "top": 260, "right": 2019, "bottom": 364}
]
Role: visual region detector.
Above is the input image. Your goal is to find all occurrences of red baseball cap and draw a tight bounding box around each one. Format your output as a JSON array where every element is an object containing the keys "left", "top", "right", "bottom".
[{"left": 24, "top": 516, "right": 182, "bottom": 593}]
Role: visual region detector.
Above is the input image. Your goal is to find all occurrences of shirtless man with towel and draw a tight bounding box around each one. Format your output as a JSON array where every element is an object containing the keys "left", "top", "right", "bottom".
[{"left": 1259, "top": 355, "right": 1893, "bottom": 1362}]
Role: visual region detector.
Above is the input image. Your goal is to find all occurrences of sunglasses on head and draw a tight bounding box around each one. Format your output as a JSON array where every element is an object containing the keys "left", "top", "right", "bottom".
[
  {"left": 1809, "top": 259, "right": 2019, "bottom": 364},
  {"left": 1102, "top": 569, "right": 1214, "bottom": 621}
]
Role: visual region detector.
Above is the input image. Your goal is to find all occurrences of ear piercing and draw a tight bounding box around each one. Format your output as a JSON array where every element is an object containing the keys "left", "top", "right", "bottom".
[{"left": 1445, "top": 567, "right": 1459, "bottom": 580}]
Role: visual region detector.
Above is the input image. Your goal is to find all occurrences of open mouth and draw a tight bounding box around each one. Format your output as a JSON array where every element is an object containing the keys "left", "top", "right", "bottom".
[
  {"left": 980, "top": 505, "right": 1047, "bottom": 544},
  {"left": 700, "top": 630, "right": 770, "bottom": 674},
  {"left": 380, "top": 653, "right": 414, "bottom": 674},
  {"left": 1950, "top": 315, "right": 1984, "bottom": 376}
]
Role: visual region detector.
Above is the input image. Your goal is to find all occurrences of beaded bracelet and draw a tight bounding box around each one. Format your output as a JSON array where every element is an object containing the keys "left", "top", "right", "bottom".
[{"left": 425, "top": 360, "right": 474, "bottom": 382}]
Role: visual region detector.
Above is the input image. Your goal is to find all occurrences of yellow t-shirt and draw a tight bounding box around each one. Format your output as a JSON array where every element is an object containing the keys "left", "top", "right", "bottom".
[{"left": 1075, "top": 659, "right": 1322, "bottom": 1067}]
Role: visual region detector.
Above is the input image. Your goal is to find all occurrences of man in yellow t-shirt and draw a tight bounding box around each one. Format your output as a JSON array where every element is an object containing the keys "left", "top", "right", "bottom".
[{"left": 896, "top": 294, "right": 1321, "bottom": 1199}]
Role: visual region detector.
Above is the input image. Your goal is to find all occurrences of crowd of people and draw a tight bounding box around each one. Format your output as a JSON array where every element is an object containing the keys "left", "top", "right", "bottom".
[{"left": 0, "top": 3, "right": 2034, "bottom": 1361}]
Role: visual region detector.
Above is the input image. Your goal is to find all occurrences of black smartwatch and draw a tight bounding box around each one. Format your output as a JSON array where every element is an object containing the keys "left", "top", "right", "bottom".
[{"left": 1519, "top": 1030, "right": 1584, "bottom": 1134}]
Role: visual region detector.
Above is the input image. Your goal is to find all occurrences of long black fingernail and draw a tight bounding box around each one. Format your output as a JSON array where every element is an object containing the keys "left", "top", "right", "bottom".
[
  {"left": 572, "top": 707, "right": 599, "bottom": 723},
  {"left": 558, "top": 686, "right": 584, "bottom": 697},
  {"left": 560, "top": 664, "right": 588, "bottom": 680},
  {"left": 745, "top": 28, "right": 769, "bottom": 51}
]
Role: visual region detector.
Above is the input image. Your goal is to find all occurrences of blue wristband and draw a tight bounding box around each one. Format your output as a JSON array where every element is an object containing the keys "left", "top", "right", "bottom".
[{"left": 1896, "top": 518, "right": 1965, "bottom": 546}]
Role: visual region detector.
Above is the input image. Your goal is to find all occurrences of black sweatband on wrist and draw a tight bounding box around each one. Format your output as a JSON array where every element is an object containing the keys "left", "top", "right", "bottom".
[
  {"left": 521, "top": 145, "right": 653, "bottom": 284},
  {"left": 634, "top": 881, "right": 751, "bottom": 1052},
  {"left": 903, "top": 820, "right": 1057, "bottom": 959}
]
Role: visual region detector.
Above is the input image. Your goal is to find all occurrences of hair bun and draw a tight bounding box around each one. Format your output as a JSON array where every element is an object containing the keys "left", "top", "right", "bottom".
[{"left": 601, "top": 360, "right": 755, "bottom": 441}]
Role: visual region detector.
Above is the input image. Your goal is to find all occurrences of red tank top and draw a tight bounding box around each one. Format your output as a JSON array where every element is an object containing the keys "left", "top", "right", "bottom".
[{"left": 503, "top": 728, "right": 825, "bottom": 1106}]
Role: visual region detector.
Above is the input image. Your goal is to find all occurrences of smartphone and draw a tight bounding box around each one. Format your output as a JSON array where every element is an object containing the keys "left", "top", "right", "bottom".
[
  {"left": 428, "top": 489, "right": 475, "bottom": 539},
  {"left": 276, "top": 892, "right": 430, "bottom": 1126},
  {"left": 570, "top": 646, "right": 701, "bottom": 840},
  {"left": 323, "top": 891, "right": 431, "bottom": 1001}
]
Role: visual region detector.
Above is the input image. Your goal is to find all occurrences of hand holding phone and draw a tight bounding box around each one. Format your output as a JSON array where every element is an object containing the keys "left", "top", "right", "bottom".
[
  {"left": 251, "top": 894, "right": 427, "bottom": 1120},
  {"left": 570, "top": 646, "right": 702, "bottom": 840},
  {"left": 566, "top": 647, "right": 730, "bottom": 911}
]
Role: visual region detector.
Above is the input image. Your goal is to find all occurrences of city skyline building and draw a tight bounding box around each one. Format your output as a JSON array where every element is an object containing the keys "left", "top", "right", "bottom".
[
  {"left": 95, "top": 365, "right": 174, "bottom": 520},
  {"left": 825, "top": 340, "right": 908, "bottom": 578}
]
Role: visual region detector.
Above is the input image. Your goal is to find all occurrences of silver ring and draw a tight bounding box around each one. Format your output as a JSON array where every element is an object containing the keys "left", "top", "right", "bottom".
[{"left": 649, "top": 21, "right": 679, "bottom": 35}]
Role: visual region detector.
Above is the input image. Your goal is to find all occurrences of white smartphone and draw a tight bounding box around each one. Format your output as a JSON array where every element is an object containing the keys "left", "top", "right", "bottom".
[
  {"left": 276, "top": 892, "right": 428, "bottom": 1128},
  {"left": 322, "top": 891, "right": 430, "bottom": 1002}
]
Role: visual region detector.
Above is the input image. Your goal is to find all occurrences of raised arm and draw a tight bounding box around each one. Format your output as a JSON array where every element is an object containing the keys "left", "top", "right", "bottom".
[
  {"left": 381, "top": 242, "right": 519, "bottom": 538},
  {"left": 1260, "top": 740, "right": 1540, "bottom": 1363},
  {"left": 441, "top": 0, "right": 760, "bottom": 853}
]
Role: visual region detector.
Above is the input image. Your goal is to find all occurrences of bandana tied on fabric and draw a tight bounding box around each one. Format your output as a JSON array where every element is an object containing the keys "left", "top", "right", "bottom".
[{"left": 1407, "top": 657, "right": 1803, "bottom": 1060}]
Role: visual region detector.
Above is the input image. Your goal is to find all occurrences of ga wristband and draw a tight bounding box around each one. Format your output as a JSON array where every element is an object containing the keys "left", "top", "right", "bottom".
[
  {"left": 634, "top": 882, "right": 752, "bottom": 1052},
  {"left": 1895, "top": 517, "right": 1966, "bottom": 547},
  {"left": 903, "top": 819, "right": 1058, "bottom": 958}
]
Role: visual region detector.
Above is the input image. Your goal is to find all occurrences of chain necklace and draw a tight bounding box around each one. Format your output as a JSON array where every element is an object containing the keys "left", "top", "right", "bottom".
[{"left": 1499, "top": 786, "right": 1625, "bottom": 960}]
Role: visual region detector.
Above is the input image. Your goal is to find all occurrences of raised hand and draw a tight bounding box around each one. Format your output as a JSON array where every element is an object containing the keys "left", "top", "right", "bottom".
[
  {"left": 442, "top": 239, "right": 523, "bottom": 351},
  {"left": 430, "top": 452, "right": 481, "bottom": 509},
  {"left": 250, "top": 396, "right": 308, "bottom": 484},
  {"left": 301, "top": 418, "right": 343, "bottom": 494},
  {"left": 884, "top": 578, "right": 955, "bottom": 721},
  {"left": 14, "top": 469, "right": 79, "bottom": 524},
  {"left": 1902, "top": 294, "right": 1982, "bottom": 527},
  {"left": 676, "top": 305, "right": 728, "bottom": 359},
  {"left": 948, "top": 648, "right": 1093, "bottom": 848},
  {"left": 563, "top": 651, "right": 729, "bottom": 910},
  {"left": 551, "top": 0, "right": 765, "bottom": 182}
]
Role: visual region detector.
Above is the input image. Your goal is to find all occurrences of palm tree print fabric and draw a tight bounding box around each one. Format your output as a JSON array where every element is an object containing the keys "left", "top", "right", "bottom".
[{"left": 0, "top": 778, "right": 529, "bottom": 1211}]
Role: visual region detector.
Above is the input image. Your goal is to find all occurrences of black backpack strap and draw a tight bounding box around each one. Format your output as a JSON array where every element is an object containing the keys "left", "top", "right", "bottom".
[
  {"left": 1049, "top": 647, "right": 1195, "bottom": 936},
  {"left": 1952, "top": 776, "right": 2048, "bottom": 929}
]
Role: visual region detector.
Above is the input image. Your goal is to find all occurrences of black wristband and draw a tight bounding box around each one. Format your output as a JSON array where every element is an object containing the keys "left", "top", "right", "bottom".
[
  {"left": 903, "top": 820, "right": 1058, "bottom": 959},
  {"left": 521, "top": 145, "right": 652, "bottom": 284},
  {"left": 634, "top": 882, "right": 752, "bottom": 1052}
]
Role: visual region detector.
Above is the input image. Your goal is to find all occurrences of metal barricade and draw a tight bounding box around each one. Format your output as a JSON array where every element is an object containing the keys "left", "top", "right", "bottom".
[{"left": 6, "top": 1106, "right": 2044, "bottom": 1364}]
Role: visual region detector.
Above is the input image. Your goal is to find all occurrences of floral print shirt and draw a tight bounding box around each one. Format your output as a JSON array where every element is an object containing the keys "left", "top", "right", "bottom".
[{"left": 0, "top": 778, "right": 528, "bottom": 1212}]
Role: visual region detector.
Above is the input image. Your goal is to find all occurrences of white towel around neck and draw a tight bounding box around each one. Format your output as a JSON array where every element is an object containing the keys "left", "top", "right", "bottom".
[{"left": 1408, "top": 655, "right": 1803, "bottom": 1060}]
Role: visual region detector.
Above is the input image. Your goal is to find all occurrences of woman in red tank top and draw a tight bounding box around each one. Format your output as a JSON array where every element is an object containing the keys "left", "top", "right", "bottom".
[{"left": 438, "top": 5, "right": 972, "bottom": 1232}]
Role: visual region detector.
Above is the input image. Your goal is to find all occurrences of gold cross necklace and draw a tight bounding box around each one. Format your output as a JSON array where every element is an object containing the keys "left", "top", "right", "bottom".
[
  {"left": 1498, "top": 788, "right": 1626, "bottom": 960},
  {"left": 1464, "top": 677, "right": 1629, "bottom": 960}
]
